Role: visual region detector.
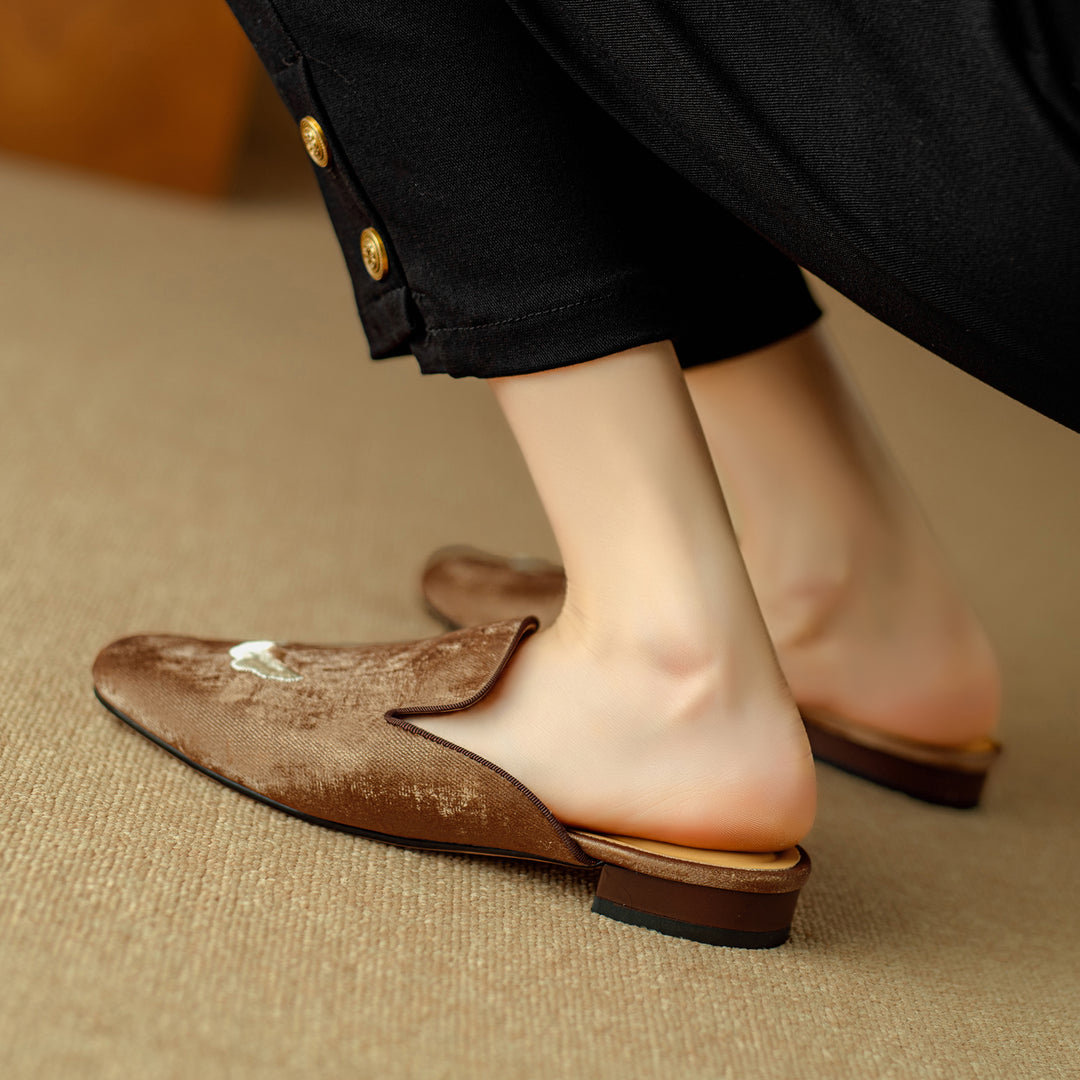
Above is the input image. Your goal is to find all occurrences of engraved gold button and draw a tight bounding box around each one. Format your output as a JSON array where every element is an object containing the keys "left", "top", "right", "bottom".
[
  {"left": 299, "top": 116, "right": 330, "bottom": 168},
  {"left": 360, "top": 227, "right": 389, "bottom": 281}
]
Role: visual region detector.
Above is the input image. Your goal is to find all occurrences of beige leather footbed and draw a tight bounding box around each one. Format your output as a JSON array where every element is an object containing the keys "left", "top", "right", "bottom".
[{"left": 574, "top": 832, "right": 803, "bottom": 871}]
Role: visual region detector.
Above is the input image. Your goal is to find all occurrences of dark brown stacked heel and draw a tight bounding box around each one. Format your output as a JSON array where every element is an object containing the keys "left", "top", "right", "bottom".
[
  {"left": 572, "top": 832, "right": 811, "bottom": 948},
  {"left": 592, "top": 863, "right": 804, "bottom": 948},
  {"left": 802, "top": 710, "right": 1001, "bottom": 809}
]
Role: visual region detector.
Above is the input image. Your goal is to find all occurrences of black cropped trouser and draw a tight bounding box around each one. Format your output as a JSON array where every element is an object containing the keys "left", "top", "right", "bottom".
[{"left": 227, "top": 0, "right": 1080, "bottom": 432}]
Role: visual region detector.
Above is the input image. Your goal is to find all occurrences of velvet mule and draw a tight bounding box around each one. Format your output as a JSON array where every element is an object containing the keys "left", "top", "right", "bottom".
[{"left": 93, "top": 617, "right": 811, "bottom": 948}]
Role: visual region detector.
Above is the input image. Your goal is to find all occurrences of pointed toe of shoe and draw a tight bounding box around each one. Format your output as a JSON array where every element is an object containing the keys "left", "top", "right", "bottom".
[
  {"left": 93, "top": 634, "right": 205, "bottom": 737},
  {"left": 91, "top": 621, "right": 599, "bottom": 864},
  {"left": 93, "top": 633, "right": 274, "bottom": 790}
]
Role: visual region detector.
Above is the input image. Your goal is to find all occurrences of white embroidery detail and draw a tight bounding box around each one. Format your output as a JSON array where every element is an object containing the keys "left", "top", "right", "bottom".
[{"left": 228, "top": 641, "right": 302, "bottom": 682}]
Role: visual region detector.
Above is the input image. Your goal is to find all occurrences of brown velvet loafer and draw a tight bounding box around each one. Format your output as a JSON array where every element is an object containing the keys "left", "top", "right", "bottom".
[
  {"left": 93, "top": 617, "right": 810, "bottom": 948},
  {"left": 421, "top": 546, "right": 1001, "bottom": 809}
]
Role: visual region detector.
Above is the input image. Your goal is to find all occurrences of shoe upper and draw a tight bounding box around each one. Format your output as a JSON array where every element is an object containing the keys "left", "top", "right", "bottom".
[{"left": 93, "top": 617, "right": 596, "bottom": 867}]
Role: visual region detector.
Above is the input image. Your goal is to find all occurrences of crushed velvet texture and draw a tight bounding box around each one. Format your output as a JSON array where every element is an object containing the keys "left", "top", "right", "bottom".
[
  {"left": 422, "top": 547, "right": 565, "bottom": 630},
  {"left": 93, "top": 618, "right": 594, "bottom": 866}
]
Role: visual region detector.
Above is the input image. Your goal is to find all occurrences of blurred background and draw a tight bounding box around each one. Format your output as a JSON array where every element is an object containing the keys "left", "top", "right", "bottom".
[
  {"left": 1, "top": 6, "right": 1078, "bottom": 1079},
  {"left": 0, "top": 1, "right": 256, "bottom": 195}
]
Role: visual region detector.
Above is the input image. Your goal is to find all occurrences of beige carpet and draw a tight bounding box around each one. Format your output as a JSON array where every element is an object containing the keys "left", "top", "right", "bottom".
[{"left": 2, "top": 92, "right": 1079, "bottom": 1079}]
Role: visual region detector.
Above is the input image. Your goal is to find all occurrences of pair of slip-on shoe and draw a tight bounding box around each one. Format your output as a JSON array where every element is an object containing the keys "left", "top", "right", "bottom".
[
  {"left": 91, "top": 545, "right": 997, "bottom": 950},
  {"left": 421, "top": 546, "right": 1002, "bottom": 810}
]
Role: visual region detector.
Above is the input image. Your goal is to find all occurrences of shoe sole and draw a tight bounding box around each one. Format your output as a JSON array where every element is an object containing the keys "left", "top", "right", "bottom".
[{"left": 802, "top": 710, "right": 999, "bottom": 809}]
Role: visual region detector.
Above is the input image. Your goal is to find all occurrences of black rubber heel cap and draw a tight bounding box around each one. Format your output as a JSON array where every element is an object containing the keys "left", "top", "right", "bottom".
[{"left": 592, "top": 896, "right": 791, "bottom": 948}]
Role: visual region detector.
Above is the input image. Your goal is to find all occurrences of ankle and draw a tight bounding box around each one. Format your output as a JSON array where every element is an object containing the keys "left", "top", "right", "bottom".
[
  {"left": 742, "top": 501, "right": 915, "bottom": 649},
  {"left": 554, "top": 597, "right": 727, "bottom": 675},
  {"left": 544, "top": 606, "right": 798, "bottom": 730}
]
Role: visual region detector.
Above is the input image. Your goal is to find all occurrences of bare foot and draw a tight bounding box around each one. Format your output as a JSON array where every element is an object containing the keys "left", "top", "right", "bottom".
[
  {"left": 687, "top": 328, "right": 1001, "bottom": 748},
  {"left": 746, "top": 502, "right": 1001, "bottom": 747},
  {"left": 415, "top": 341, "right": 815, "bottom": 854},
  {"left": 412, "top": 618, "right": 817, "bottom": 852}
]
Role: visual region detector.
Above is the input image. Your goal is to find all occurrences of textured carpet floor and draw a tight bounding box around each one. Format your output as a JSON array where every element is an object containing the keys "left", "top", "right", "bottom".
[{"left": 2, "top": 100, "right": 1079, "bottom": 1079}]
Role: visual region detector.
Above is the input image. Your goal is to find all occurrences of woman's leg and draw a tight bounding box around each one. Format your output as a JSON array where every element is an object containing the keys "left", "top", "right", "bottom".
[
  {"left": 684, "top": 326, "right": 1001, "bottom": 747},
  {"left": 413, "top": 340, "right": 816, "bottom": 852},
  {"left": 222, "top": 0, "right": 823, "bottom": 853},
  {"left": 422, "top": 322, "right": 1001, "bottom": 752}
]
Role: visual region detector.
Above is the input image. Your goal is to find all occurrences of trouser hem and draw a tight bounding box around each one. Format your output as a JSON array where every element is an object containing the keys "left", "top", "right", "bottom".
[{"left": 409, "top": 276, "right": 821, "bottom": 378}]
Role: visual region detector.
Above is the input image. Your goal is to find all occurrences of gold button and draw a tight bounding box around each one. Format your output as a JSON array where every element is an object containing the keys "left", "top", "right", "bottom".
[
  {"left": 360, "top": 227, "right": 389, "bottom": 281},
  {"left": 299, "top": 116, "right": 330, "bottom": 168}
]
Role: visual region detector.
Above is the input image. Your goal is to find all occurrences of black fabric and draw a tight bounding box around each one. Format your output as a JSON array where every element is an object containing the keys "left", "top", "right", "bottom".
[
  {"left": 226, "top": 0, "right": 1080, "bottom": 432},
  {"left": 507, "top": 0, "right": 1080, "bottom": 429},
  {"left": 226, "top": 0, "right": 821, "bottom": 375}
]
